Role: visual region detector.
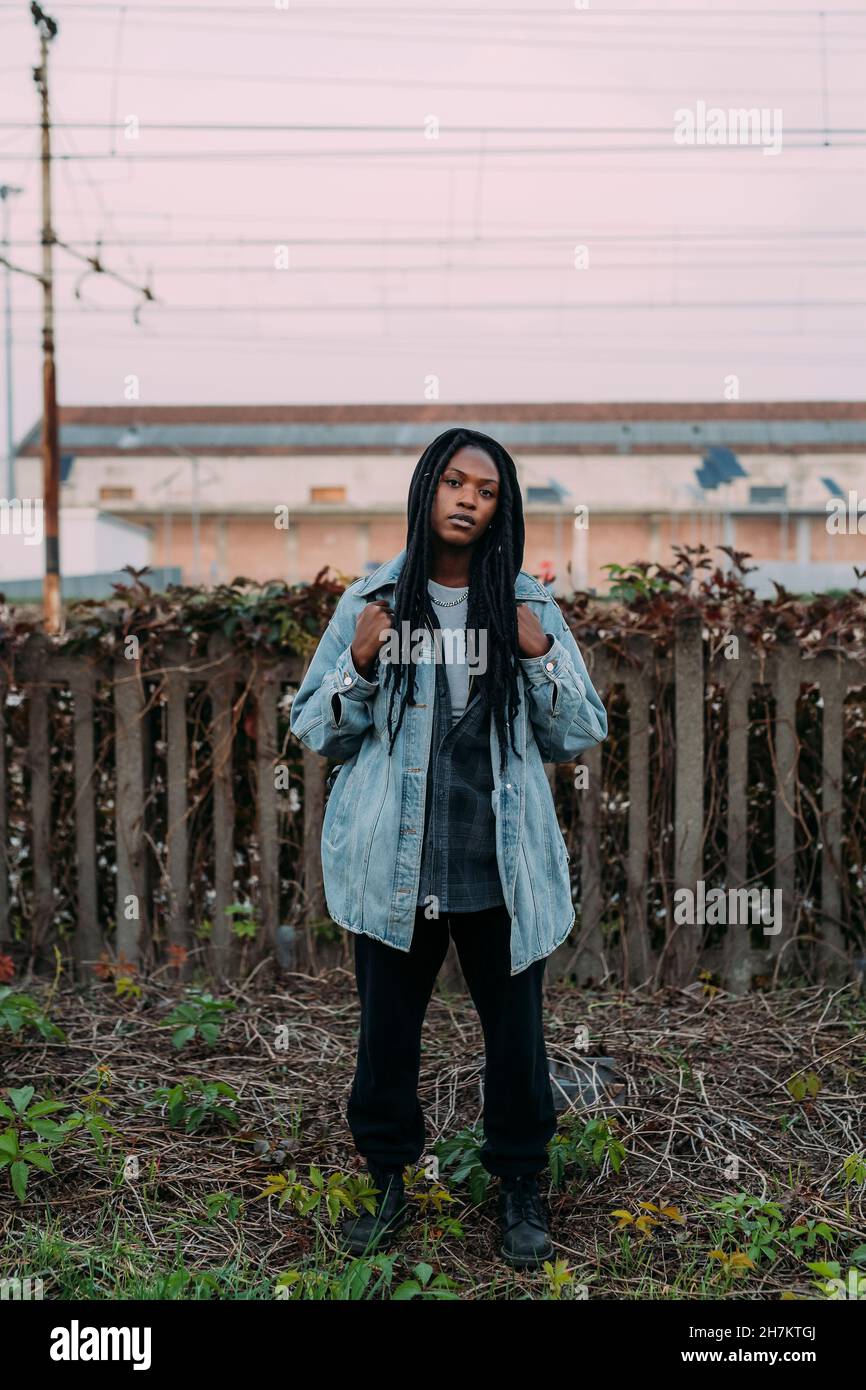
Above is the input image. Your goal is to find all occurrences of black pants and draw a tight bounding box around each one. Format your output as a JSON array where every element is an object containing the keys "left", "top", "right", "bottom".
[{"left": 346, "top": 904, "right": 557, "bottom": 1179}]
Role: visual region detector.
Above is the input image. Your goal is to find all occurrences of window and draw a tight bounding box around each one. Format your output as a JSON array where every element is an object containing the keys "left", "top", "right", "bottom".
[
  {"left": 749, "top": 485, "right": 787, "bottom": 506},
  {"left": 99, "top": 486, "right": 135, "bottom": 501},
  {"left": 527, "top": 486, "right": 561, "bottom": 504},
  {"left": 310, "top": 486, "right": 347, "bottom": 504}
]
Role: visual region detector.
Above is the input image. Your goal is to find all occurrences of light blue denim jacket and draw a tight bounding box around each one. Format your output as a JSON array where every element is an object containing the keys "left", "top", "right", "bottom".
[{"left": 289, "top": 550, "right": 608, "bottom": 974}]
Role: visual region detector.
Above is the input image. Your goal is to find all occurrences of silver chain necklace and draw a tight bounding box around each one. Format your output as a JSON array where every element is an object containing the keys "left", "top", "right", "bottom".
[{"left": 429, "top": 586, "right": 468, "bottom": 608}]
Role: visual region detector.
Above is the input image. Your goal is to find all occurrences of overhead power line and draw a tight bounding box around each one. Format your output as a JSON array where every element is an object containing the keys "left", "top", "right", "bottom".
[
  {"left": 8, "top": 230, "right": 866, "bottom": 248},
  {"left": 5, "top": 122, "right": 866, "bottom": 135},
  {"left": 2, "top": 143, "right": 866, "bottom": 162},
  {"left": 10, "top": 298, "right": 866, "bottom": 315}
]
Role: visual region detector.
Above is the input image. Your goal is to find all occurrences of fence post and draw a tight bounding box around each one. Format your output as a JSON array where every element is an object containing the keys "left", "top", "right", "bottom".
[
  {"left": 721, "top": 629, "right": 754, "bottom": 995},
  {"left": 207, "top": 632, "right": 237, "bottom": 980},
  {"left": 255, "top": 659, "right": 281, "bottom": 954},
  {"left": 164, "top": 637, "right": 191, "bottom": 970},
  {"left": 769, "top": 635, "right": 799, "bottom": 969},
  {"left": 114, "top": 648, "right": 148, "bottom": 967},
  {"left": 302, "top": 746, "right": 327, "bottom": 925},
  {"left": 70, "top": 662, "right": 101, "bottom": 977},
  {"left": 624, "top": 636, "right": 654, "bottom": 987},
  {"left": 0, "top": 661, "right": 8, "bottom": 948},
  {"left": 818, "top": 654, "right": 846, "bottom": 983},
  {"left": 672, "top": 615, "right": 704, "bottom": 986},
  {"left": 17, "top": 636, "right": 53, "bottom": 963}
]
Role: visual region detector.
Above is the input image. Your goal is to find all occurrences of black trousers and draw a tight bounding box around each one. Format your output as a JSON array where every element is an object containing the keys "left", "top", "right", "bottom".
[{"left": 346, "top": 904, "right": 557, "bottom": 1179}]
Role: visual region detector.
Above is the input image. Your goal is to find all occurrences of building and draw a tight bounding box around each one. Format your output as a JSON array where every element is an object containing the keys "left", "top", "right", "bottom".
[
  {"left": 13, "top": 402, "right": 866, "bottom": 596},
  {"left": 0, "top": 504, "right": 172, "bottom": 601}
]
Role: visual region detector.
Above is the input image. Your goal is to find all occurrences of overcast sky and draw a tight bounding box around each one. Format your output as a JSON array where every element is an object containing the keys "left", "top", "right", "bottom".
[{"left": 1, "top": 0, "right": 865, "bottom": 444}]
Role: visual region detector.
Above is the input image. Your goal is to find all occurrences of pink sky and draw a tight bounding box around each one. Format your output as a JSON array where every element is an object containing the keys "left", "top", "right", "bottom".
[{"left": 1, "top": 0, "right": 865, "bottom": 443}]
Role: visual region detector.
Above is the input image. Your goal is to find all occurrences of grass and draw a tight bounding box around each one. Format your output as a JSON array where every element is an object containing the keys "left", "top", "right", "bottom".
[{"left": 1, "top": 965, "right": 865, "bottom": 1300}]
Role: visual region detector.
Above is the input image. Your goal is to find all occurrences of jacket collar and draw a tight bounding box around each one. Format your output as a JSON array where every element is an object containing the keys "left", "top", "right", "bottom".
[{"left": 354, "top": 548, "right": 553, "bottom": 601}]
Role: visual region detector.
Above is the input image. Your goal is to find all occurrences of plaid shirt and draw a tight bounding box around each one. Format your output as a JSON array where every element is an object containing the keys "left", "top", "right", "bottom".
[{"left": 416, "top": 601, "right": 505, "bottom": 914}]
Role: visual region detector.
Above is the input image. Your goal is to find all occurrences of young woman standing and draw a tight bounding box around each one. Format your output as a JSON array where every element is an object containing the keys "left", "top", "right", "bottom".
[{"left": 290, "top": 427, "right": 608, "bottom": 1266}]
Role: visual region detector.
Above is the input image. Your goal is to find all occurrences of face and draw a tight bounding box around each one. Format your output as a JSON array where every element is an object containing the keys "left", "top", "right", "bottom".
[{"left": 429, "top": 447, "right": 500, "bottom": 548}]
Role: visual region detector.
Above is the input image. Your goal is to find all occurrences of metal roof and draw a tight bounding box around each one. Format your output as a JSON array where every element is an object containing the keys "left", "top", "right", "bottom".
[{"left": 16, "top": 405, "right": 866, "bottom": 456}]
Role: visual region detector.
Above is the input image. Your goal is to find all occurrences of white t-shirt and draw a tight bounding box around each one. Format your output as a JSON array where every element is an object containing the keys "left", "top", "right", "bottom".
[{"left": 427, "top": 578, "right": 471, "bottom": 721}]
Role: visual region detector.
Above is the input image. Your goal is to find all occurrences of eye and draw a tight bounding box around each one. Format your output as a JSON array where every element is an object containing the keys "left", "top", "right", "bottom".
[{"left": 443, "top": 476, "right": 459, "bottom": 487}]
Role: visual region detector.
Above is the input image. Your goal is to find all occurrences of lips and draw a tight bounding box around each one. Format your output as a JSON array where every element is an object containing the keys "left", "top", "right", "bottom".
[{"left": 447, "top": 514, "right": 475, "bottom": 530}]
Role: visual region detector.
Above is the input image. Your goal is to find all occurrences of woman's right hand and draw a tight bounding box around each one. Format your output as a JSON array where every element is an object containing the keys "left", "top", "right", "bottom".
[{"left": 351, "top": 600, "right": 394, "bottom": 678}]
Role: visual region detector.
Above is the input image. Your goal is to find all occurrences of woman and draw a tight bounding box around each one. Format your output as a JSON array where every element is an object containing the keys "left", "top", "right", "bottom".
[{"left": 290, "top": 427, "right": 608, "bottom": 1266}]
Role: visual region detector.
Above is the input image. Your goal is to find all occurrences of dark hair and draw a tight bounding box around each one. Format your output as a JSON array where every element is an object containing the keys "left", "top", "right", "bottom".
[{"left": 381, "top": 426, "right": 525, "bottom": 772}]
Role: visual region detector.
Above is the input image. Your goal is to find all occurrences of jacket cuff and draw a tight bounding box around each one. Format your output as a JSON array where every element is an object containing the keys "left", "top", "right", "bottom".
[
  {"left": 333, "top": 642, "right": 379, "bottom": 699},
  {"left": 519, "top": 636, "right": 586, "bottom": 697}
]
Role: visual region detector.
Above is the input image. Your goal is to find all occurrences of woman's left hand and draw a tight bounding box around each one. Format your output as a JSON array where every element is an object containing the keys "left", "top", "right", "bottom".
[{"left": 516, "top": 603, "right": 553, "bottom": 658}]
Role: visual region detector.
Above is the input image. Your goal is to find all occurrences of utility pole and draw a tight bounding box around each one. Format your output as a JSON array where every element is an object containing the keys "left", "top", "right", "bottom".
[
  {"left": 32, "top": 2, "right": 61, "bottom": 634},
  {"left": 0, "top": 185, "right": 23, "bottom": 502}
]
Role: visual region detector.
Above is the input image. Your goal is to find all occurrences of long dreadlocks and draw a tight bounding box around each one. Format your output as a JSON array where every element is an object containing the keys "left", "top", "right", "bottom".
[{"left": 380, "top": 427, "right": 526, "bottom": 773}]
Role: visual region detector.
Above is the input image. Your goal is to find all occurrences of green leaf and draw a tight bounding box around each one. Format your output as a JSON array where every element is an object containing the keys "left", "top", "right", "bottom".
[
  {"left": 28, "top": 1119, "right": 66, "bottom": 1142},
  {"left": 27, "top": 1100, "right": 67, "bottom": 1118},
  {"left": 172, "top": 1025, "right": 196, "bottom": 1050},
  {"left": 8, "top": 1086, "right": 35, "bottom": 1114},
  {"left": 0, "top": 1128, "right": 20, "bottom": 1157},
  {"left": 21, "top": 1147, "right": 54, "bottom": 1173},
  {"left": 10, "top": 1160, "right": 29, "bottom": 1200}
]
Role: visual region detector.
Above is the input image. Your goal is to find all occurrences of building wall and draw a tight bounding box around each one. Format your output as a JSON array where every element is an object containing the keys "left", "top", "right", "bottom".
[
  {"left": 143, "top": 507, "right": 866, "bottom": 592},
  {"left": 17, "top": 443, "right": 860, "bottom": 592},
  {"left": 19, "top": 446, "right": 866, "bottom": 516}
]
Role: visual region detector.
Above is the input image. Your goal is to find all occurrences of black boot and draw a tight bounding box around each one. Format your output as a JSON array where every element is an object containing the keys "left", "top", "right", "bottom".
[
  {"left": 340, "top": 1165, "right": 410, "bottom": 1256},
  {"left": 497, "top": 1174, "right": 554, "bottom": 1267}
]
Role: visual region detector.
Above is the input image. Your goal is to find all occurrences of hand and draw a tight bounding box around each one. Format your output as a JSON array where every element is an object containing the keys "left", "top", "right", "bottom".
[
  {"left": 351, "top": 600, "right": 394, "bottom": 678},
  {"left": 516, "top": 603, "right": 553, "bottom": 659}
]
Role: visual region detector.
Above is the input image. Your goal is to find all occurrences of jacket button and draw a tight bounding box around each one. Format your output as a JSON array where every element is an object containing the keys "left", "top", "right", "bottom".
[
  {"left": 343, "top": 674, "right": 352, "bottom": 686},
  {"left": 545, "top": 661, "right": 555, "bottom": 672}
]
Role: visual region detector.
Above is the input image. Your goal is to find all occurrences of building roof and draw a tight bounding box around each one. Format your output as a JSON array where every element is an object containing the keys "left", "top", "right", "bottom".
[{"left": 17, "top": 401, "right": 866, "bottom": 457}]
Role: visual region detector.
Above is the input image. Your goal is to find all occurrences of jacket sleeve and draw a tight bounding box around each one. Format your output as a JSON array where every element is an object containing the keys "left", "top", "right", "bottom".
[
  {"left": 519, "top": 600, "right": 608, "bottom": 763},
  {"left": 289, "top": 587, "right": 380, "bottom": 760}
]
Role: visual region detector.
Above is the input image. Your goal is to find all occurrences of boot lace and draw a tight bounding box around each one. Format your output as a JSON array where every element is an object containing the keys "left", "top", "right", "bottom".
[{"left": 502, "top": 1175, "right": 550, "bottom": 1231}]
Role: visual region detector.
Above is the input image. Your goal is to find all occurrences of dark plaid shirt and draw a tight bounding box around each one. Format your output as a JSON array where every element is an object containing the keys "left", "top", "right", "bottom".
[{"left": 416, "top": 603, "right": 505, "bottom": 914}]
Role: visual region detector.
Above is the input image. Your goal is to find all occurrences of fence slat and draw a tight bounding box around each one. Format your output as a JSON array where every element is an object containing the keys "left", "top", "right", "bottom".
[
  {"left": 207, "top": 634, "right": 237, "bottom": 979},
  {"left": 70, "top": 665, "right": 101, "bottom": 974},
  {"left": 164, "top": 638, "right": 191, "bottom": 966},
  {"left": 255, "top": 661, "right": 281, "bottom": 952},
  {"left": 672, "top": 616, "right": 704, "bottom": 985},
  {"left": 574, "top": 739, "right": 604, "bottom": 984},
  {"left": 302, "top": 746, "right": 327, "bottom": 926},
  {"left": 114, "top": 651, "right": 148, "bottom": 966},
  {"left": 818, "top": 655, "right": 846, "bottom": 982},
  {"left": 721, "top": 632, "right": 754, "bottom": 995},
  {"left": 19, "top": 635, "right": 54, "bottom": 962},
  {"left": 770, "top": 637, "right": 799, "bottom": 965},
  {"left": 625, "top": 638, "right": 652, "bottom": 986},
  {"left": 0, "top": 665, "right": 8, "bottom": 946}
]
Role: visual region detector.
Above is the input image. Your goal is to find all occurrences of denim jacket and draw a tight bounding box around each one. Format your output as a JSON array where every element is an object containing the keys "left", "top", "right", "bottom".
[{"left": 289, "top": 550, "right": 608, "bottom": 975}]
